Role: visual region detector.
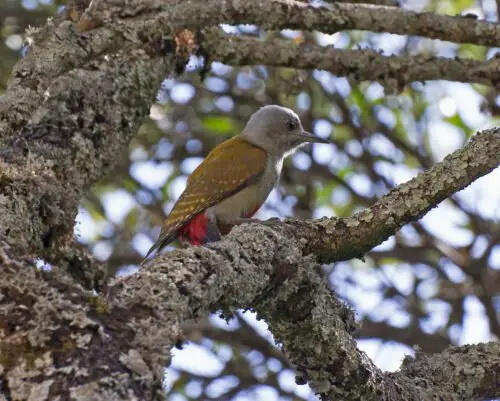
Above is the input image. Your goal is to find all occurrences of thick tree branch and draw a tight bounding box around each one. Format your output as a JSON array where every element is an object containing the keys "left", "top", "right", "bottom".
[
  {"left": 202, "top": 30, "right": 500, "bottom": 88},
  {"left": 397, "top": 342, "right": 500, "bottom": 401},
  {"left": 0, "top": 254, "right": 168, "bottom": 400},
  {"left": 3, "top": 177, "right": 499, "bottom": 401},
  {"left": 86, "top": 0, "right": 500, "bottom": 47}
]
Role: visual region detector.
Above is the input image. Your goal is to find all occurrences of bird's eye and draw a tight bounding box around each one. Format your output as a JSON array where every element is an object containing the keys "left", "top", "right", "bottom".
[{"left": 287, "top": 119, "right": 298, "bottom": 131}]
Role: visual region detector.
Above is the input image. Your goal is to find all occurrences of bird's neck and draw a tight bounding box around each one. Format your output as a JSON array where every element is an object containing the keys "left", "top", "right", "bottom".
[
  {"left": 270, "top": 153, "right": 284, "bottom": 177},
  {"left": 239, "top": 134, "right": 287, "bottom": 168}
]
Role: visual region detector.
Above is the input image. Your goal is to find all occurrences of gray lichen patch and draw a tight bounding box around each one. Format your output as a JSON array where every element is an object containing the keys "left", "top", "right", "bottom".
[
  {"left": 0, "top": 47, "right": 172, "bottom": 260},
  {"left": 0, "top": 256, "right": 165, "bottom": 400}
]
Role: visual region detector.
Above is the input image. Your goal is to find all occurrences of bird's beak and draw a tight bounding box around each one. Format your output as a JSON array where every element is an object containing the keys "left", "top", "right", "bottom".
[{"left": 295, "top": 131, "right": 332, "bottom": 144}]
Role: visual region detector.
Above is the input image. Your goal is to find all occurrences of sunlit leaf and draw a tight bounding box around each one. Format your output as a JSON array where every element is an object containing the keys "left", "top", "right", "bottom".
[{"left": 201, "top": 116, "right": 237, "bottom": 135}]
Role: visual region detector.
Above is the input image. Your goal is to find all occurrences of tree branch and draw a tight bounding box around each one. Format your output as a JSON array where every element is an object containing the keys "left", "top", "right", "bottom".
[
  {"left": 291, "top": 128, "right": 500, "bottom": 263},
  {"left": 0, "top": 258, "right": 166, "bottom": 400},
  {"left": 331, "top": 0, "right": 398, "bottom": 5},
  {"left": 357, "top": 321, "right": 451, "bottom": 354},
  {"left": 202, "top": 29, "right": 500, "bottom": 88},
  {"left": 108, "top": 0, "right": 500, "bottom": 47},
  {"left": 397, "top": 342, "right": 500, "bottom": 401}
]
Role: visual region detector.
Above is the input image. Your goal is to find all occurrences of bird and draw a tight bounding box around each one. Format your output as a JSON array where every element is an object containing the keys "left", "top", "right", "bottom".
[{"left": 142, "top": 105, "right": 331, "bottom": 262}]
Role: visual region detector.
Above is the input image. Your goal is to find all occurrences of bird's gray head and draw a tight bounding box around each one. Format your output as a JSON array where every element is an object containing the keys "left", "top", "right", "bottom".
[{"left": 241, "top": 105, "right": 331, "bottom": 158}]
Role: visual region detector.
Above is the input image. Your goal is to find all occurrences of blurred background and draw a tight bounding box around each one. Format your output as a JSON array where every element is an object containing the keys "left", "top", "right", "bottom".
[{"left": 2, "top": 0, "right": 500, "bottom": 400}]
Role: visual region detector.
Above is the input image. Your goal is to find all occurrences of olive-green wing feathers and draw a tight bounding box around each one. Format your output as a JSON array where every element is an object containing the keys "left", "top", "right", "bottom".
[{"left": 143, "top": 136, "right": 268, "bottom": 259}]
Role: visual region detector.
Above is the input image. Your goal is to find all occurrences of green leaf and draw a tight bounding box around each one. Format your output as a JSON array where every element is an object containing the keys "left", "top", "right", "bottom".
[
  {"left": 201, "top": 116, "right": 237, "bottom": 135},
  {"left": 122, "top": 177, "right": 141, "bottom": 193},
  {"left": 444, "top": 113, "right": 469, "bottom": 132},
  {"left": 316, "top": 182, "right": 337, "bottom": 205},
  {"left": 332, "top": 202, "right": 354, "bottom": 218},
  {"left": 337, "top": 166, "right": 354, "bottom": 180},
  {"left": 124, "top": 208, "right": 139, "bottom": 229},
  {"left": 458, "top": 44, "right": 487, "bottom": 61},
  {"left": 333, "top": 125, "right": 352, "bottom": 142}
]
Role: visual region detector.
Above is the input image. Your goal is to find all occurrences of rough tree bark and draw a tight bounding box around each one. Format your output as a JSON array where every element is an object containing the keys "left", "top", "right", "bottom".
[{"left": 0, "top": 1, "right": 499, "bottom": 400}]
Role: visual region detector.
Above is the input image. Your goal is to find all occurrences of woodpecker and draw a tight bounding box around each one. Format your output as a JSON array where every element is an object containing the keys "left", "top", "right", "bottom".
[{"left": 143, "top": 105, "right": 331, "bottom": 262}]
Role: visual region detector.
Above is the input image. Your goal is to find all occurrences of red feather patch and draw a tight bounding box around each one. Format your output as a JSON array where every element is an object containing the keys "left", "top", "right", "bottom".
[{"left": 179, "top": 212, "right": 209, "bottom": 245}]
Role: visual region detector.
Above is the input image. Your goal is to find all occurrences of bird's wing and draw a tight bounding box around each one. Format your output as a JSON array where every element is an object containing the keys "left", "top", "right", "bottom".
[{"left": 144, "top": 136, "right": 268, "bottom": 259}]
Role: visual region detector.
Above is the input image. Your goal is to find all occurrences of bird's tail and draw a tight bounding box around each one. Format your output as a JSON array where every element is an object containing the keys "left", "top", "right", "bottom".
[{"left": 140, "top": 231, "right": 179, "bottom": 266}]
